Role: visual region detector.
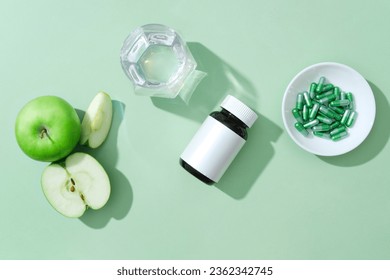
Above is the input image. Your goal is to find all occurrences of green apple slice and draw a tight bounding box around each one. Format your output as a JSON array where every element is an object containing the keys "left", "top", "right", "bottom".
[
  {"left": 80, "top": 92, "right": 113, "bottom": 148},
  {"left": 41, "top": 152, "right": 111, "bottom": 218}
]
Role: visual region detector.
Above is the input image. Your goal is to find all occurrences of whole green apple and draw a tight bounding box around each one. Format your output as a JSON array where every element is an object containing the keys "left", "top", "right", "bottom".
[{"left": 15, "top": 95, "right": 81, "bottom": 162}]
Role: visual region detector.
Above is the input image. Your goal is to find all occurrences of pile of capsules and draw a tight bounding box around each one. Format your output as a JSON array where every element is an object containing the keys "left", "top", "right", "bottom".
[{"left": 292, "top": 76, "right": 357, "bottom": 141}]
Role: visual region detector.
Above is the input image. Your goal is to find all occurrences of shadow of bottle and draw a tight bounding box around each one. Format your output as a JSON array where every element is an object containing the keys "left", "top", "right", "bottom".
[
  {"left": 318, "top": 81, "right": 390, "bottom": 166},
  {"left": 76, "top": 100, "right": 133, "bottom": 229},
  {"left": 151, "top": 42, "right": 282, "bottom": 199},
  {"left": 216, "top": 113, "right": 283, "bottom": 199}
]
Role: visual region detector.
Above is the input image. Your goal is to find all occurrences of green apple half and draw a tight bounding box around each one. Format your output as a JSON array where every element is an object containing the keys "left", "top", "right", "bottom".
[
  {"left": 80, "top": 92, "right": 113, "bottom": 148},
  {"left": 15, "top": 95, "right": 81, "bottom": 162},
  {"left": 41, "top": 152, "right": 111, "bottom": 218}
]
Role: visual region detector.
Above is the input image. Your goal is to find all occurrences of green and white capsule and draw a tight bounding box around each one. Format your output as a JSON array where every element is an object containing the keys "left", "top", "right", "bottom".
[
  {"left": 346, "top": 111, "right": 357, "bottom": 127},
  {"left": 316, "top": 90, "right": 334, "bottom": 100},
  {"left": 331, "top": 131, "right": 348, "bottom": 141},
  {"left": 309, "top": 83, "right": 317, "bottom": 99},
  {"left": 330, "top": 125, "right": 346, "bottom": 136},
  {"left": 319, "top": 94, "right": 336, "bottom": 104},
  {"left": 340, "top": 91, "right": 347, "bottom": 100},
  {"left": 330, "top": 109, "right": 342, "bottom": 121},
  {"left": 330, "top": 121, "right": 340, "bottom": 130},
  {"left": 312, "top": 123, "right": 331, "bottom": 132},
  {"left": 321, "top": 83, "right": 334, "bottom": 93},
  {"left": 316, "top": 115, "right": 333, "bottom": 124},
  {"left": 303, "top": 105, "right": 309, "bottom": 121},
  {"left": 309, "top": 103, "right": 320, "bottom": 120},
  {"left": 296, "top": 93, "right": 304, "bottom": 110},
  {"left": 303, "top": 119, "right": 319, "bottom": 129},
  {"left": 303, "top": 91, "right": 313, "bottom": 107},
  {"left": 315, "top": 76, "right": 326, "bottom": 93},
  {"left": 340, "top": 109, "right": 351, "bottom": 125},
  {"left": 292, "top": 108, "right": 303, "bottom": 123},
  {"left": 346, "top": 92, "right": 354, "bottom": 110},
  {"left": 330, "top": 99, "right": 350, "bottom": 107},
  {"left": 333, "top": 87, "right": 341, "bottom": 100},
  {"left": 319, "top": 105, "right": 335, "bottom": 119},
  {"left": 313, "top": 131, "right": 331, "bottom": 139},
  {"left": 329, "top": 106, "right": 345, "bottom": 115},
  {"left": 295, "top": 122, "right": 309, "bottom": 136}
]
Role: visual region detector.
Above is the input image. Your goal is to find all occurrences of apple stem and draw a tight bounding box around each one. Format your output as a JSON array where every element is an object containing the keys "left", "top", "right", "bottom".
[
  {"left": 40, "top": 127, "right": 54, "bottom": 142},
  {"left": 40, "top": 128, "right": 48, "bottom": 139}
]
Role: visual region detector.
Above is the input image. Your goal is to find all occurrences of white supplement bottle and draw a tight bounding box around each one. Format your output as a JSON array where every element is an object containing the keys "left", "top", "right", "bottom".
[{"left": 180, "top": 95, "right": 258, "bottom": 184}]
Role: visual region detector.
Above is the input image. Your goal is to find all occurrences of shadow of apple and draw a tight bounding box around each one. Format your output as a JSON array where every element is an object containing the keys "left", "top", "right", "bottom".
[{"left": 76, "top": 100, "right": 133, "bottom": 229}]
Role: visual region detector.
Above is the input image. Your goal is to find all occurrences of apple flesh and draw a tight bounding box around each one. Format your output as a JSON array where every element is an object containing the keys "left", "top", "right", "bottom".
[
  {"left": 80, "top": 92, "right": 113, "bottom": 148},
  {"left": 15, "top": 95, "right": 81, "bottom": 162},
  {"left": 41, "top": 152, "right": 111, "bottom": 218}
]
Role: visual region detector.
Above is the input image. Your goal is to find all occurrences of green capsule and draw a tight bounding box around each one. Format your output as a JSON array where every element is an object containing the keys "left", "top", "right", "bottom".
[
  {"left": 321, "top": 83, "right": 334, "bottom": 93},
  {"left": 309, "top": 83, "right": 317, "bottom": 99},
  {"left": 303, "top": 91, "right": 313, "bottom": 107},
  {"left": 330, "top": 121, "right": 340, "bottom": 130},
  {"left": 296, "top": 93, "right": 304, "bottom": 110},
  {"left": 333, "top": 87, "right": 341, "bottom": 100},
  {"left": 302, "top": 105, "right": 309, "bottom": 121},
  {"left": 330, "top": 125, "right": 346, "bottom": 136},
  {"left": 313, "top": 131, "right": 331, "bottom": 139},
  {"left": 309, "top": 103, "right": 320, "bottom": 120},
  {"left": 330, "top": 99, "right": 350, "bottom": 107},
  {"left": 315, "top": 76, "right": 326, "bottom": 93},
  {"left": 312, "top": 124, "right": 331, "bottom": 132},
  {"left": 303, "top": 119, "right": 319, "bottom": 129},
  {"left": 346, "top": 111, "right": 357, "bottom": 127},
  {"left": 331, "top": 131, "right": 348, "bottom": 141},
  {"left": 340, "top": 91, "right": 347, "bottom": 100},
  {"left": 295, "top": 122, "right": 309, "bottom": 136},
  {"left": 292, "top": 108, "right": 303, "bottom": 123},
  {"left": 316, "top": 115, "right": 333, "bottom": 124},
  {"left": 340, "top": 109, "right": 351, "bottom": 125},
  {"left": 319, "top": 94, "right": 336, "bottom": 104},
  {"left": 329, "top": 106, "right": 345, "bottom": 115}
]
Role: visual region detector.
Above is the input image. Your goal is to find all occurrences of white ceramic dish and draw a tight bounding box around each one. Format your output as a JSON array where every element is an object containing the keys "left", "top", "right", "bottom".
[{"left": 282, "top": 62, "right": 376, "bottom": 156}]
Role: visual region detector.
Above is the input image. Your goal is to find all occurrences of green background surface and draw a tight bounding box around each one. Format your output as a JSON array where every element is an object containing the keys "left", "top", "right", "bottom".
[{"left": 1, "top": 0, "right": 389, "bottom": 260}]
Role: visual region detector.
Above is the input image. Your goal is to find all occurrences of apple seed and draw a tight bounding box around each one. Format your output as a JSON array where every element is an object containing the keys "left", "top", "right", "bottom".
[{"left": 69, "top": 178, "right": 76, "bottom": 192}]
